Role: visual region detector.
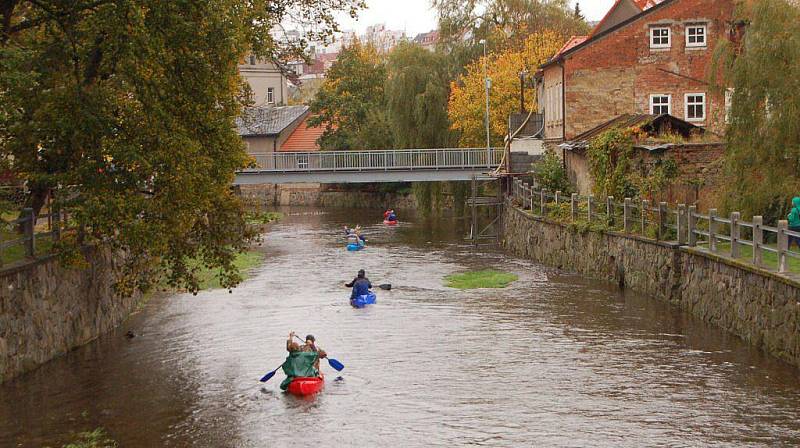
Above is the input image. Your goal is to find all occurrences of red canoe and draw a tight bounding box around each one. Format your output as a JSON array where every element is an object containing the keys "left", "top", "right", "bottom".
[
  {"left": 383, "top": 220, "right": 398, "bottom": 225},
  {"left": 287, "top": 375, "right": 324, "bottom": 396}
]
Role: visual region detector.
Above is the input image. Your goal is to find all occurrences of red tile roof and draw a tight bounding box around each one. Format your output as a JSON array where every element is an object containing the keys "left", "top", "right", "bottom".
[
  {"left": 556, "top": 36, "right": 589, "bottom": 56},
  {"left": 280, "top": 115, "right": 325, "bottom": 151}
]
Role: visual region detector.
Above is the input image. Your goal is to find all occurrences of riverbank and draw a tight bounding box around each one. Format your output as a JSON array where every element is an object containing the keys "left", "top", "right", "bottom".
[{"left": 500, "top": 202, "right": 800, "bottom": 368}]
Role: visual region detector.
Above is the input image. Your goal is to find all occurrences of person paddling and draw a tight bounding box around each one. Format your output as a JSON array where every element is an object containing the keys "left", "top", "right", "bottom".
[
  {"left": 384, "top": 209, "right": 397, "bottom": 222},
  {"left": 281, "top": 331, "right": 327, "bottom": 390},
  {"left": 345, "top": 269, "right": 372, "bottom": 304}
]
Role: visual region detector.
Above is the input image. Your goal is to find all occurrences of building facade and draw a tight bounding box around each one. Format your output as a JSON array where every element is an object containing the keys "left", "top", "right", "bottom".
[
  {"left": 239, "top": 56, "right": 287, "bottom": 107},
  {"left": 536, "top": 0, "right": 736, "bottom": 144}
]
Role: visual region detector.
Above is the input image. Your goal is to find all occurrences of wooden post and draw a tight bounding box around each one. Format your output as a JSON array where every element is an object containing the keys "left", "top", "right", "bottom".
[
  {"left": 23, "top": 207, "right": 35, "bottom": 257},
  {"left": 571, "top": 193, "right": 578, "bottom": 222},
  {"left": 658, "top": 202, "right": 667, "bottom": 241},
  {"left": 53, "top": 207, "right": 61, "bottom": 242},
  {"left": 623, "top": 198, "right": 632, "bottom": 233},
  {"left": 688, "top": 205, "right": 697, "bottom": 247},
  {"left": 530, "top": 185, "right": 534, "bottom": 212},
  {"left": 606, "top": 196, "right": 614, "bottom": 226},
  {"left": 555, "top": 190, "right": 561, "bottom": 206},
  {"left": 708, "top": 208, "right": 718, "bottom": 252},
  {"left": 753, "top": 215, "right": 763, "bottom": 267},
  {"left": 731, "top": 212, "right": 740, "bottom": 258},
  {"left": 641, "top": 200, "right": 649, "bottom": 237},
  {"left": 588, "top": 195, "right": 595, "bottom": 222},
  {"left": 540, "top": 189, "right": 546, "bottom": 216},
  {"left": 677, "top": 204, "right": 687, "bottom": 245},
  {"left": 778, "top": 220, "right": 789, "bottom": 274},
  {"left": 522, "top": 183, "right": 529, "bottom": 209}
]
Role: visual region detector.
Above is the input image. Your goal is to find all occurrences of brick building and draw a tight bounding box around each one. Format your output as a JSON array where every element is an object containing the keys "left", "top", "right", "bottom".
[{"left": 535, "top": 0, "right": 736, "bottom": 144}]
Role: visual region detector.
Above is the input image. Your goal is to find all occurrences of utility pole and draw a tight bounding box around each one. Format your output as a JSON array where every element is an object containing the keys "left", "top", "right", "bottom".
[
  {"left": 519, "top": 70, "right": 528, "bottom": 113},
  {"left": 480, "top": 39, "right": 491, "bottom": 168}
]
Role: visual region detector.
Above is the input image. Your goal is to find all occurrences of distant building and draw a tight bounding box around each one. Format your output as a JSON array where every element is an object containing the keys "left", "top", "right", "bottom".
[
  {"left": 236, "top": 105, "right": 309, "bottom": 157},
  {"left": 413, "top": 30, "right": 439, "bottom": 51},
  {"left": 239, "top": 56, "right": 287, "bottom": 107},
  {"left": 364, "top": 24, "right": 407, "bottom": 53}
]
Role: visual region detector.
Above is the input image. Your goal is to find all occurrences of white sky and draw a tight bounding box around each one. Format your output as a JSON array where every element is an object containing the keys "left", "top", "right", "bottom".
[{"left": 335, "top": 0, "right": 616, "bottom": 36}]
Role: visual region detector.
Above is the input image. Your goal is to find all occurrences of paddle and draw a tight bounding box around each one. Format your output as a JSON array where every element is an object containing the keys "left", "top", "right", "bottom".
[
  {"left": 344, "top": 282, "right": 391, "bottom": 290},
  {"left": 293, "top": 335, "right": 345, "bottom": 372},
  {"left": 259, "top": 365, "right": 282, "bottom": 383}
]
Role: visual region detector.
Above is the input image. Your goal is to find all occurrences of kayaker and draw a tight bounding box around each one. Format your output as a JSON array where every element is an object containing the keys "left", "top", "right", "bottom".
[
  {"left": 345, "top": 269, "right": 372, "bottom": 301},
  {"left": 287, "top": 331, "right": 327, "bottom": 370},
  {"left": 384, "top": 209, "right": 397, "bottom": 222},
  {"left": 354, "top": 225, "right": 366, "bottom": 244}
]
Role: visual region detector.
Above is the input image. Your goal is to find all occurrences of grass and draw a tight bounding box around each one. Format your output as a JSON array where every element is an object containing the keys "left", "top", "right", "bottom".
[
  {"left": 698, "top": 241, "right": 800, "bottom": 274},
  {"left": 59, "top": 428, "right": 117, "bottom": 448},
  {"left": 188, "top": 250, "right": 265, "bottom": 291},
  {"left": 444, "top": 270, "right": 518, "bottom": 289}
]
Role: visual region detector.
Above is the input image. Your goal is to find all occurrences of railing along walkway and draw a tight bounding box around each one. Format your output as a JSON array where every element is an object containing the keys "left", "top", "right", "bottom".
[
  {"left": 243, "top": 148, "right": 503, "bottom": 172},
  {"left": 510, "top": 178, "right": 800, "bottom": 276}
]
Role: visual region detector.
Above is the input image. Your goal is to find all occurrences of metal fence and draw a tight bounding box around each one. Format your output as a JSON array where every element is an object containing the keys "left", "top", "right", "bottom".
[
  {"left": 510, "top": 178, "right": 800, "bottom": 275},
  {"left": 244, "top": 148, "right": 504, "bottom": 172}
]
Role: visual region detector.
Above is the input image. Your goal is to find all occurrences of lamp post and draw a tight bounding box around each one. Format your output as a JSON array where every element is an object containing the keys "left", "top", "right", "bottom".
[
  {"left": 480, "top": 39, "right": 491, "bottom": 167},
  {"left": 519, "top": 70, "right": 529, "bottom": 113}
]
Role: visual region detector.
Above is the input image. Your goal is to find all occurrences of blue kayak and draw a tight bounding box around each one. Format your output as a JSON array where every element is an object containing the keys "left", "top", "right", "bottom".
[
  {"left": 346, "top": 242, "right": 365, "bottom": 251},
  {"left": 351, "top": 292, "right": 377, "bottom": 308}
]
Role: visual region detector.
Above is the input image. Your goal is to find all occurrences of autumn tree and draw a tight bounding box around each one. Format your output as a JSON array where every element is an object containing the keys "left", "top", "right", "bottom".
[
  {"left": 714, "top": 0, "right": 800, "bottom": 221},
  {"left": 448, "top": 31, "right": 564, "bottom": 147},
  {"left": 308, "top": 41, "right": 392, "bottom": 150},
  {"left": 0, "top": 0, "right": 363, "bottom": 293}
]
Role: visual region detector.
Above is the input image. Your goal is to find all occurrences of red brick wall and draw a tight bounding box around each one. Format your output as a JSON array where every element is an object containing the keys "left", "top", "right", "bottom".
[{"left": 549, "top": 0, "right": 735, "bottom": 139}]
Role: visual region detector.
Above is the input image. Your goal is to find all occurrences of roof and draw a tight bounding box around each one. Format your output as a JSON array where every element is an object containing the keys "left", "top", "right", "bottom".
[
  {"left": 236, "top": 105, "right": 309, "bottom": 137},
  {"left": 559, "top": 113, "right": 703, "bottom": 152},
  {"left": 556, "top": 36, "right": 588, "bottom": 56},
  {"left": 541, "top": 0, "right": 674, "bottom": 69},
  {"left": 280, "top": 115, "right": 325, "bottom": 151}
]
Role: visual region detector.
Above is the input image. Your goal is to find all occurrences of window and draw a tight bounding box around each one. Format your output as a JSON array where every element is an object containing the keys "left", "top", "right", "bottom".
[
  {"left": 650, "top": 26, "right": 671, "bottom": 49},
  {"left": 650, "top": 94, "right": 671, "bottom": 115},
  {"left": 297, "top": 154, "right": 309, "bottom": 169},
  {"left": 267, "top": 87, "right": 274, "bottom": 104},
  {"left": 686, "top": 24, "right": 707, "bottom": 48},
  {"left": 249, "top": 55, "right": 256, "bottom": 65},
  {"left": 725, "top": 88, "right": 734, "bottom": 123},
  {"left": 685, "top": 93, "right": 706, "bottom": 121}
]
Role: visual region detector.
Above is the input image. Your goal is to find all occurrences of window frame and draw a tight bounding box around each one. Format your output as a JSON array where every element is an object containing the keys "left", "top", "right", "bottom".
[
  {"left": 684, "top": 93, "right": 706, "bottom": 122},
  {"left": 649, "top": 94, "right": 672, "bottom": 116},
  {"left": 297, "top": 154, "right": 309, "bottom": 169},
  {"left": 650, "top": 26, "right": 671, "bottom": 49},
  {"left": 685, "top": 24, "right": 707, "bottom": 48},
  {"left": 267, "top": 87, "right": 275, "bottom": 104}
]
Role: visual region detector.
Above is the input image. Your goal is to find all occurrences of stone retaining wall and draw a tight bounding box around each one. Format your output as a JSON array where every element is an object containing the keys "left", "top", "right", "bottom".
[
  {"left": 0, "top": 248, "right": 141, "bottom": 383},
  {"left": 501, "top": 204, "right": 800, "bottom": 367},
  {"left": 238, "top": 184, "right": 417, "bottom": 209}
]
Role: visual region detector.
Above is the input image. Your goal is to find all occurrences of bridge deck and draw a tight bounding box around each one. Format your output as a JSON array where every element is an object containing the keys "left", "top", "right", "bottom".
[{"left": 234, "top": 148, "right": 503, "bottom": 184}]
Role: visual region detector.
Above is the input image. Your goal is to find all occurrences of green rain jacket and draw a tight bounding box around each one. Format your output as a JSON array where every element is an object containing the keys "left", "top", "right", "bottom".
[
  {"left": 279, "top": 351, "right": 320, "bottom": 390},
  {"left": 789, "top": 197, "right": 800, "bottom": 228}
]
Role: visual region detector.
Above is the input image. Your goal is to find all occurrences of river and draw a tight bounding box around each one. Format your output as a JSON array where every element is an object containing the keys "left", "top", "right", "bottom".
[{"left": 2, "top": 207, "right": 800, "bottom": 447}]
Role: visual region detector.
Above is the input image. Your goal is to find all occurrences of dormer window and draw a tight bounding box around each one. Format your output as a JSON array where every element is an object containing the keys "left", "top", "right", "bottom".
[
  {"left": 686, "top": 24, "right": 707, "bottom": 48},
  {"left": 650, "top": 26, "right": 671, "bottom": 49}
]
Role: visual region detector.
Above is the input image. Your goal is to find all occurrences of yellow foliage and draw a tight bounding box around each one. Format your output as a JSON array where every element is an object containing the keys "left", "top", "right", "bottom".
[{"left": 448, "top": 31, "right": 564, "bottom": 148}]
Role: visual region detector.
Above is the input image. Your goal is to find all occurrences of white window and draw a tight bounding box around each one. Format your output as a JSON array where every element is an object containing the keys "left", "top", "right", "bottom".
[
  {"left": 267, "top": 87, "right": 274, "bottom": 104},
  {"left": 725, "top": 88, "right": 734, "bottom": 123},
  {"left": 686, "top": 24, "right": 707, "bottom": 48},
  {"left": 650, "top": 26, "right": 671, "bottom": 49},
  {"left": 685, "top": 93, "right": 706, "bottom": 121},
  {"left": 297, "top": 154, "right": 309, "bottom": 169},
  {"left": 650, "top": 94, "right": 671, "bottom": 115}
]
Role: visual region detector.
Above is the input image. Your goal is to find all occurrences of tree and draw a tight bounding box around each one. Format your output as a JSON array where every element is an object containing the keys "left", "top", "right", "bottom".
[
  {"left": 0, "top": 0, "right": 363, "bottom": 293},
  {"left": 448, "top": 31, "right": 564, "bottom": 147},
  {"left": 713, "top": 0, "right": 800, "bottom": 221},
  {"left": 308, "top": 41, "right": 392, "bottom": 150}
]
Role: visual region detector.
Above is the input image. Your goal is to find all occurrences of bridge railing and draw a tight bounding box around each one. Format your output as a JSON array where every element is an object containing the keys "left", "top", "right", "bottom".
[{"left": 244, "top": 148, "right": 503, "bottom": 172}]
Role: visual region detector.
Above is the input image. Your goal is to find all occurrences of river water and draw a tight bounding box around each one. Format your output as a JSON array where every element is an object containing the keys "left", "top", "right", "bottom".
[{"left": 2, "top": 207, "right": 800, "bottom": 447}]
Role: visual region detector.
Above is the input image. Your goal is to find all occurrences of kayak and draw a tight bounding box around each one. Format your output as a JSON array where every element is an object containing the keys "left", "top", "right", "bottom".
[
  {"left": 383, "top": 220, "right": 398, "bottom": 225},
  {"left": 347, "top": 242, "right": 365, "bottom": 251},
  {"left": 287, "top": 375, "right": 324, "bottom": 396},
  {"left": 351, "top": 291, "right": 377, "bottom": 308}
]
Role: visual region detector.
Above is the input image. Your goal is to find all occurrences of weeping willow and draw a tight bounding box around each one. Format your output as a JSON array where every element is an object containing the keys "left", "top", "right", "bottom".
[{"left": 713, "top": 0, "right": 800, "bottom": 222}]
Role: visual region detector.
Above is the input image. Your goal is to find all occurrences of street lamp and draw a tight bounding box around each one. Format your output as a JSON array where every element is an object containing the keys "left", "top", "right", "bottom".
[
  {"left": 519, "top": 70, "right": 529, "bottom": 113},
  {"left": 480, "top": 39, "right": 491, "bottom": 168}
]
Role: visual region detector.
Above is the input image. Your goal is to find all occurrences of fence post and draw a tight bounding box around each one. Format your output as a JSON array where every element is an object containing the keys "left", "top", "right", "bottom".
[
  {"left": 641, "top": 200, "right": 649, "bottom": 237},
  {"left": 677, "top": 204, "right": 687, "bottom": 245},
  {"left": 23, "top": 207, "right": 35, "bottom": 257},
  {"left": 731, "top": 212, "right": 740, "bottom": 258},
  {"left": 540, "top": 189, "right": 546, "bottom": 216},
  {"left": 688, "top": 205, "right": 697, "bottom": 247},
  {"left": 778, "top": 220, "right": 789, "bottom": 274},
  {"left": 571, "top": 193, "right": 578, "bottom": 222},
  {"left": 753, "top": 215, "right": 763, "bottom": 268},
  {"left": 623, "top": 198, "right": 632, "bottom": 233},
  {"left": 522, "top": 183, "right": 528, "bottom": 209},
  {"left": 588, "top": 195, "right": 594, "bottom": 222},
  {"left": 530, "top": 185, "right": 534, "bottom": 212},
  {"left": 555, "top": 191, "right": 561, "bottom": 207},
  {"left": 708, "top": 208, "right": 718, "bottom": 253},
  {"left": 658, "top": 202, "right": 667, "bottom": 241},
  {"left": 606, "top": 196, "right": 614, "bottom": 227},
  {"left": 53, "top": 207, "right": 61, "bottom": 242}
]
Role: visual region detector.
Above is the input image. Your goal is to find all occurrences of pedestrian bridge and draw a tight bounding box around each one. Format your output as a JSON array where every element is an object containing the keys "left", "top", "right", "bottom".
[{"left": 233, "top": 148, "right": 503, "bottom": 184}]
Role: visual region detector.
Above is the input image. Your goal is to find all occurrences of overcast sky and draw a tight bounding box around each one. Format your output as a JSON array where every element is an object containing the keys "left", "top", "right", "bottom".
[{"left": 335, "top": 0, "right": 616, "bottom": 36}]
